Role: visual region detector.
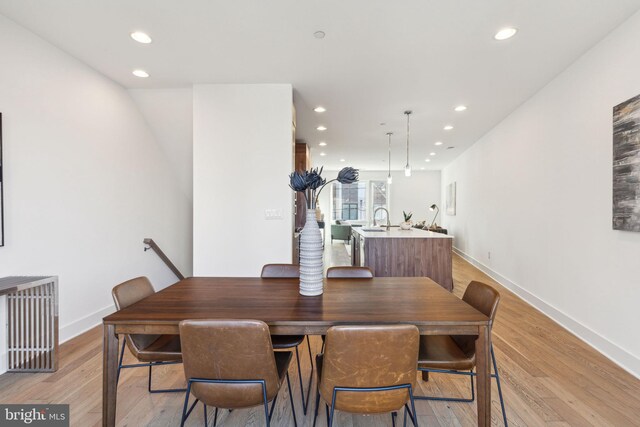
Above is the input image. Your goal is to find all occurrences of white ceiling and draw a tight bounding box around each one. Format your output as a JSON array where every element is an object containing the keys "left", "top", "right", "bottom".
[{"left": 1, "top": 0, "right": 639, "bottom": 172}]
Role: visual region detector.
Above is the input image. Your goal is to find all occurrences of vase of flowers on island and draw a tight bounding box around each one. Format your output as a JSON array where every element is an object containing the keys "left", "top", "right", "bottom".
[{"left": 289, "top": 166, "right": 359, "bottom": 296}]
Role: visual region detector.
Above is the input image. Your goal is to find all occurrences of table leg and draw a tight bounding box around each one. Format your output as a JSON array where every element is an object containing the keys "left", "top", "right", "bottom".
[
  {"left": 103, "top": 324, "right": 118, "bottom": 427},
  {"left": 475, "top": 325, "right": 491, "bottom": 426}
]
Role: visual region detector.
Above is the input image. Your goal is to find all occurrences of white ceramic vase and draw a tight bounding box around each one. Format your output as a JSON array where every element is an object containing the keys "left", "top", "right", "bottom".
[{"left": 299, "top": 210, "right": 324, "bottom": 296}]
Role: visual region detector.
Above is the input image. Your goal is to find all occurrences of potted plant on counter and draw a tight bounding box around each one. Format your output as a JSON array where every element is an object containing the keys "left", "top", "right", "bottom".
[{"left": 400, "top": 211, "right": 413, "bottom": 230}]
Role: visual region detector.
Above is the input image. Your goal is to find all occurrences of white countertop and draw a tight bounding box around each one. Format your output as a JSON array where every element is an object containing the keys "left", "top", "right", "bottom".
[{"left": 353, "top": 227, "right": 453, "bottom": 239}]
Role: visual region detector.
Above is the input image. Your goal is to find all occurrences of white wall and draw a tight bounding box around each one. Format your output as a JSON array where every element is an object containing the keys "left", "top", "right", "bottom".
[
  {"left": 442, "top": 11, "right": 640, "bottom": 377},
  {"left": 0, "top": 15, "right": 192, "bottom": 372},
  {"left": 318, "top": 170, "right": 441, "bottom": 228},
  {"left": 193, "top": 84, "right": 293, "bottom": 276},
  {"left": 128, "top": 88, "right": 194, "bottom": 202}
]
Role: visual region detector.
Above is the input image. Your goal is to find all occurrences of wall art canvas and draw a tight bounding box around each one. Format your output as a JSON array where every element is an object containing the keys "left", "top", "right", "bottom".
[
  {"left": 613, "top": 94, "right": 640, "bottom": 232},
  {"left": 446, "top": 181, "right": 456, "bottom": 216},
  {"left": 0, "top": 113, "right": 3, "bottom": 246}
]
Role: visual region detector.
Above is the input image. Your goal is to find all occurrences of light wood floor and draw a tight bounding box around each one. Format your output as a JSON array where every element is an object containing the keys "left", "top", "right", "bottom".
[{"left": 1, "top": 244, "right": 639, "bottom": 426}]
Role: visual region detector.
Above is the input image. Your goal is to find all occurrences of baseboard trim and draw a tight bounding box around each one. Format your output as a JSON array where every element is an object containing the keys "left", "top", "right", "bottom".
[
  {"left": 453, "top": 247, "right": 640, "bottom": 379},
  {"left": 59, "top": 304, "right": 116, "bottom": 344}
]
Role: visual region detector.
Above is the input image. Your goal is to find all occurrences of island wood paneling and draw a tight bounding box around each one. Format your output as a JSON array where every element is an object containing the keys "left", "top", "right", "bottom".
[{"left": 363, "top": 237, "right": 453, "bottom": 291}]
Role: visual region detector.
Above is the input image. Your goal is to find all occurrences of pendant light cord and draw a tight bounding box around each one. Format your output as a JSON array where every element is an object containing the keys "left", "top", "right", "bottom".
[
  {"left": 404, "top": 110, "right": 412, "bottom": 174},
  {"left": 406, "top": 113, "right": 410, "bottom": 166},
  {"left": 387, "top": 132, "right": 393, "bottom": 178}
]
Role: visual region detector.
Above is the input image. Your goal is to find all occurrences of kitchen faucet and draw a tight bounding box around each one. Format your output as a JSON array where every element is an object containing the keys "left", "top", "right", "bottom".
[{"left": 373, "top": 207, "right": 391, "bottom": 231}]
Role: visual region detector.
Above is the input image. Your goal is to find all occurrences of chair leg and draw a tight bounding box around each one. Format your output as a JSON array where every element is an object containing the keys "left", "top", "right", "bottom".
[
  {"left": 180, "top": 382, "right": 197, "bottom": 427},
  {"left": 203, "top": 403, "right": 207, "bottom": 426},
  {"left": 305, "top": 336, "right": 315, "bottom": 413},
  {"left": 294, "top": 345, "right": 310, "bottom": 415},
  {"left": 116, "top": 340, "right": 126, "bottom": 384},
  {"left": 408, "top": 386, "right": 419, "bottom": 427},
  {"left": 213, "top": 407, "right": 218, "bottom": 427},
  {"left": 415, "top": 368, "right": 475, "bottom": 402},
  {"left": 306, "top": 336, "right": 314, "bottom": 371},
  {"left": 117, "top": 341, "right": 185, "bottom": 394},
  {"left": 148, "top": 364, "right": 153, "bottom": 392},
  {"left": 392, "top": 411, "right": 397, "bottom": 427},
  {"left": 312, "top": 386, "right": 321, "bottom": 427},
  {"left": 491, "top": 344, "right": 508, "bottom": 427},
  {"left": 404, "top": 404, "right": 418, "bottom": 427},
  {"left": 286, "top": 372, "right": 298, "bottom": 427},
  {"left": 262, "top": 382, "right": 270, "bottom": 427},
  {"left": 268, "top": 391, "right": 279, "bottom": 422},
  {"left": 148, "top": 361, "right": 187, "bottom": 393},
  {"left": 325, "top": 403, "right": 332, "bottom": 427},
  {"left": 470, "top": 369, "right": 475, "bottom": 402}
]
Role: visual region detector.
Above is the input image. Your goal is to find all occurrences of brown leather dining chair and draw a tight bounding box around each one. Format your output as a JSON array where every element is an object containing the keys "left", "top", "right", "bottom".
[
  {"left": 326, "top": 266, "right": 374, "bottom": 279},
  {"left": 111, "top": 276, "right": 184, "bottom": 393},
  {"left": 261, "top": 263, "right": 314, "bottom": 415},
  {"left": 416, "top": 281, "right": 508, "bottom": 426},
  {"left": 261, "top": 263, "right": 300, "bottom": 278},
  {"left": 313, "top": 325, "right": 420, "bottom": 427},
  {"left": 179, "top": 319, "right": 297, "bottom": 427}
]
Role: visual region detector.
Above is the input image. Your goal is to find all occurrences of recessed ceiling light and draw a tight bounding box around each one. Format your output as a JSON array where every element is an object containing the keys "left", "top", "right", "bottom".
[
  {"left": 454, "top": 105, "right": 467, "bottom": 112},
  {"left": 314, "top": 31, "right": 326, "bottom": 39},
  {"left": 130, "top": 31, "right": 152, "bottom": 44},
  {"left": 132, "top": 69, "right": 149, "bottom": 78},
  {"left": 314, "top": 106, "right": 326, "bottom": 113},
  {"left": 447, "top": 146, "right": 456, "bottom": 150},
  {"left": 340, "top": 159, "right": 345, "bottom": 162},
  {"left": 319, "top": 142, "right": 327, "bottom": 146},
  {"left": 434, "top": 141, "right": 443, "bottom": 146},
  {"left": 444, "top": 125, "right": 453, "bottom": 131},
  {"left": 320, "top": 152, "right": 326, "bottom": 156},
  {"left": 425, "top": 158, "right": 431, "bottom": 162},
  {"left": 494, "top": 27, "right": 517, "bottom": 41},
  {"left": 430, "top": 152, "right": 436, "bottom": 156},
  {"left": 317, "top": 125, "right": 327, "bottom": 131},
  {"left": 420, "top": 167, "right": 425, "bottom": 170}
]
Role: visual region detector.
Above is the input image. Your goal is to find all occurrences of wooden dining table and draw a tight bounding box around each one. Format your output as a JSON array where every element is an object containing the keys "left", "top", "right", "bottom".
[{"left": 102, "top": 276, "right": 492, "bottom": 426}]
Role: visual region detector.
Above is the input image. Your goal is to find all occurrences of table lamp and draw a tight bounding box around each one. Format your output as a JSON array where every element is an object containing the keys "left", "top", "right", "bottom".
[{"left": 429, "top": 204, "right": 439, "bottom": 228}]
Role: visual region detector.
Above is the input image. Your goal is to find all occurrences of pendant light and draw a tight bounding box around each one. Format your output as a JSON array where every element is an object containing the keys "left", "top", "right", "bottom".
[
  {"left": 386, "top": 132, "right": 393, "bottom": 184},
  {"left": 404, "top": 110, "right": 412, "bottom": 177}
]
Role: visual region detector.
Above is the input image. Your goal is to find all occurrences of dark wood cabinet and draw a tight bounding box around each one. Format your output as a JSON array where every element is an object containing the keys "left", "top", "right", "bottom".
[{"left": 294, "top": 142, "right": 310, "bottom": 230}]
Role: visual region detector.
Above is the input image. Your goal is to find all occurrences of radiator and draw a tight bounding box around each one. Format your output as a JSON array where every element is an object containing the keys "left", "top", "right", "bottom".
[{"left": 1, "top": 276, "right": 59, "bottom": 372}]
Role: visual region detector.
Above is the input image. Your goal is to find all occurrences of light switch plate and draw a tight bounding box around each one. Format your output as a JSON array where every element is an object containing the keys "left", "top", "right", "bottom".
[{"left": 265, "top": 209, "right": 283, "bottom": 220}]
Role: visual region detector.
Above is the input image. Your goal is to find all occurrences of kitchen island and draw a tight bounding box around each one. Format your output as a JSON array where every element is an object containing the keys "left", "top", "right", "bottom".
[{"left": 351, "top": 227, "right": 454, "bottom": 291}]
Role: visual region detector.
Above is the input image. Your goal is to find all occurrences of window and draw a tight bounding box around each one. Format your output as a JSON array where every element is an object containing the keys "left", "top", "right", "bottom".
[
  {"left": 331, "top": 180, "right": 390, "bottom": 223},
  {"left": 371, "top": 181, "right": 389, "bottom": 222},
  {"left": 332, "top": 182, "right": 367, "bottom": 221}
]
